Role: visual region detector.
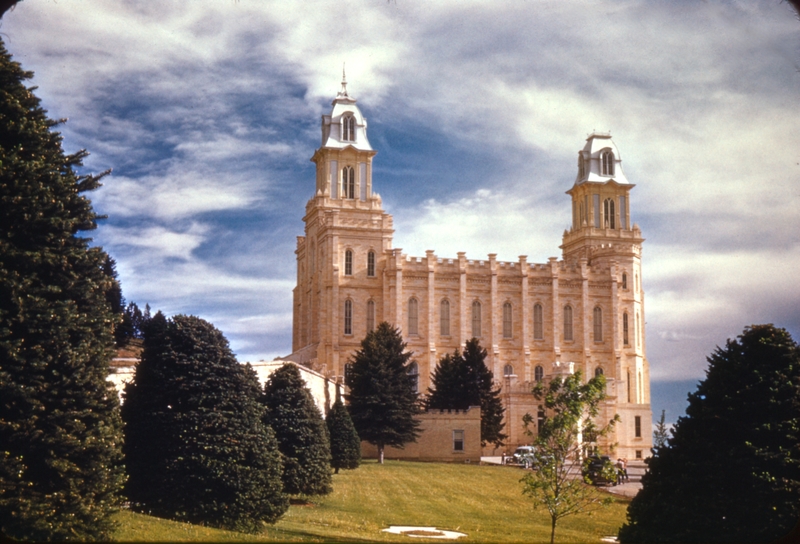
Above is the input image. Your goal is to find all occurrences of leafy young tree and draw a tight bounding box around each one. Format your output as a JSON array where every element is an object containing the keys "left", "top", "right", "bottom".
[
  {"left": 261, "top": 363, "right": 332, "bottom": 497},
  {"left": 521, "top": 370, "right": 618, "bottom": 544},
  {"left": 0, "top": 39, "right": 125, "bottom": 541},
  {"left": 327, "top": 388, "right": 361, "bottom": 473},
  {"left": 618, "top": 325, "right": 800, "bottom": 544},
  {"left": 651, "top": 409, "right": 669, "bottom": 452},
  {"left": 121, "top": 315, "right": 288, "bottom": 532},
  {"left": 426, "top": 338, "right": 506, "bottom": 447},
  {"left": 346, "top": 322, "right": 421, "bottom": 464}
]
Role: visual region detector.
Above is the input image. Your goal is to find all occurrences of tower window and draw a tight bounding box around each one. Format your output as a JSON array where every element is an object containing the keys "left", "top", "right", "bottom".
[
  {"left": 535, "top": 365, "right": 544, "bottom": 382},
  {"left": 440, "top": 299, "right": 450, "bottom": 337},
  {"left": 601, "top": 149, "right": 615, "bottom": 176},
  {"left": 408, "top": 362, "right": 419, "bottom": 394},
  {"left": 504, "top": 364, "right": 514, "bottom": 377},
  {"left": 578, "top": 154, "right": 585, "bottom": 179},
  {"left": 344, "top": 249, "right": 353, "bottom": 276},
  {"left": 367, "top": 251, "right": 376, "bottom": 277},
  {"left": 503, "top": 302, "right": 513, "bottom": 338},
  {"left": 593, "top": 306, "right": 603, "bottom": 342},
  {"left": 533, "top": 303, "right": 544, "bottom": 340},
  {"left": 595, "top": 366, "right": 604, "bottom": 378},
  {"left": 342, "top": 114, "right": 355, "bottom": 142},
  {"left": 604, "top": 198, "right": 616, "bottom": 229},
  {"left": 563, "top": 305, "right": 573, "bottom": 342},
  {"left": 408, "top": 298, "right": 419, "bottom": 335},
  {"left": 343, "top": 166, "right": 355, "bottom": 199},
  {"left": 622, "top": 273, "right": 628, "bottom": 290},
  {"left": 344, "top": 299, "right": 352, "bottom": 335},
  {"left": 471, "top": 300, "right": 481, "bottom": 338},
  {"left": 627, "top": 370, "right": 632, "bottom": 402},
  {"left": 623, "top": 312, "right": 629, "bottom": 345},
  {"left": 366, "top": 300, "right": 375, "bottom": 333},
  {"left": 619, "top": 195, "right": 627, "bottom": 229},
  {"left": 635, "top": 415, "right": 642, "bottom": 438}
]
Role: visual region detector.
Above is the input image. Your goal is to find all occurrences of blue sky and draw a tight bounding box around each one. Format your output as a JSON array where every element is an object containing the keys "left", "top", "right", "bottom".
[{"left": 4, "top": 0, "right": 799, "bottom": 424}]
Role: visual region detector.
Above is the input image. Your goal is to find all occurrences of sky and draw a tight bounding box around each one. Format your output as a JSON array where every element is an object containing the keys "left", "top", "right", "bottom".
[{"left": 3, "top": 0, "right": 799, "bottom": 424}]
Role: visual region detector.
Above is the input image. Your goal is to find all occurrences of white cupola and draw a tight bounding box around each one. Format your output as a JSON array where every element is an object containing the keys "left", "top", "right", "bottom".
[
  {"left": 320, "top": 69, "right": 373, "bottom": 152},
  {"left": 574, "top": 132, "right": 630, "bottom": 186}
]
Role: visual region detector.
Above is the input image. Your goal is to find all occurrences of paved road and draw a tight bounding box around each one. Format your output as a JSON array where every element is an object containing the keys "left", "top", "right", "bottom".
[{"left": 481, "top": 457, "right": 645, "bottom": 498}]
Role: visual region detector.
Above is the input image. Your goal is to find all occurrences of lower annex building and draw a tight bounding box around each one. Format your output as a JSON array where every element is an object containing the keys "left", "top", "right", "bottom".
[{"left": 286, "top": 78, "right": 653, "bottom": 459}]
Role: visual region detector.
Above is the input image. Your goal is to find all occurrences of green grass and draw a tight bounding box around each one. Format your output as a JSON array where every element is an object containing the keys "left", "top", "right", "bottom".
[{"left": 113, "top": 460, "right": 630, "bottom": 542}]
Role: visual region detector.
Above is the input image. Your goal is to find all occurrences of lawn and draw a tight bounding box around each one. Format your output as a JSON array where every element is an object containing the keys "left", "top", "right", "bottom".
[{"left": 114, "top": 460, "right": 630, "bottom": 542}]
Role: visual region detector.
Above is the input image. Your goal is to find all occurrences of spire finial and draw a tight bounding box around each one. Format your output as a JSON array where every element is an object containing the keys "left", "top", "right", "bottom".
[{"left": 338, "top": 63, "right": 349, "bottom": 98}]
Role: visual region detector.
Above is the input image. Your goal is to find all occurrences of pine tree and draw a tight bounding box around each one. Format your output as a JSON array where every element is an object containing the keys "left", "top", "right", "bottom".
[
  {"left": 327, "top": 389, "right": 361, "bottom": 474},
  {"left": 261, "top": 363, "right": 332, "bottom": 497},
  {"left": 618, "top": 325, "right": 800, "bottom": 543},
  {"left": 427, "top": 338, "right": 506, "bottom": 447},
  {"left": 346, "top": 322, "right": 421, "bottom": 463},
  {"left": 0, "top": 39, "right": 125, "bottom": 541},
  {"left": 121, "top": 315, "right": 288, "bottom": 532},
  {"left": 651, "top": 409, "right": 669, "bottom": 452}
]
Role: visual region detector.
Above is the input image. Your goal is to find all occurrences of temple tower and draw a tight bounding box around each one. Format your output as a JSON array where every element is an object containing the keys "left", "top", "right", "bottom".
[{"left": 292, "top": 73, "right": 394, "bottom": 380}]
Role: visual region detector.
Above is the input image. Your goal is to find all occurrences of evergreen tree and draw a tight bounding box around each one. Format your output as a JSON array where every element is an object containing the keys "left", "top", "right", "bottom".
[
  {"left": 121, "top": 315, "right": 288, "bottom": 532},
  {"left": 618, "top": 325, "right": 800, "bottom": 543},
  {"left": 427, "top": 338, "right": 507, "bottom": 447},
  {"left": 261, "top": 363, "right": 332, "bottom": 497},
  {"left": 261, "top": 363, "right": 333, "bottom": 495},
  {"left": 0, "top": 39, "right": 125, "bottom": 541},
  {"left": 651, "top": 409, "right": 669, "bottom": 452},
  {"left": 327, "top": 388, "right": 361, "bottom": 474},
  {"left": 346, "top": 322, "right": 421, "bottom": 463}
]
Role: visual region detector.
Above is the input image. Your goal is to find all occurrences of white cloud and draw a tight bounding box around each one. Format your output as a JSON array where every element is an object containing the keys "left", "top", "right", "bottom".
[{"left": 3, "top": 0, "right": 799, "bottom": 388}]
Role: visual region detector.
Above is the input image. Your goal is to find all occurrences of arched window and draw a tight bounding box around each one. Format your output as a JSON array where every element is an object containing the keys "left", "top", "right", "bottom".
[
  {"left": 563, "top": 305, "right": 573, "bottom": 342},
  {"left": 534, "top": 365, "right": 544, "bottom": 382},
  {"left": 503, "top": 302, "right": 513, "bottom": 338},
  {"left": 622, "top": 273, "right": 628, "bottom": 290},
  {"left": 440, "top": 299, "right": 450, "bottom": 337},
  {"left": 604, "top": 198, "right": 616, "bottom": 229},
  {"left": 471, "top": 300, "right": 481, "bottom": 338},
  {"left": 627, "top": 370, "right": 632, "bottom": 403},
  {"left": 344, "top": 299, "right": 352, "bottom": 335},
  {"left": 408, "top": 362, "right": 419, "bottom": 393},
  {"left": 408, "top": 298, "right": 419, "bottom": 335},
  {"left": 366, "top": 300, "right": 375, "bottom": 333},
  {"left": 504, "top": 364, "right": 514, "bottom": 377},
  {"left": 343, "top": 166, "right": 355, "bottom": 199},
  {"left": 593, "top": 306, "right": 603, "bottom": 342},
  {"left": 623, "top": 312, "right": 629, "bottom": 345},
  {"left": 367, "top": 251, "right": 376, "bottom": 277},
  {"left": 342, "top": 114, "right": 355, "bottom": 142},
  {"left": 601, "top": 149, "right": 615, "bottom": 176},
  {"left": 595, "top": 366, "right": 604, "bottom": 378},
  {"left": 344, "top": 249, "right": 353, "bottom": 276},
  {"left": 533, "top": 303, "right": 544, "bottom": 340}
]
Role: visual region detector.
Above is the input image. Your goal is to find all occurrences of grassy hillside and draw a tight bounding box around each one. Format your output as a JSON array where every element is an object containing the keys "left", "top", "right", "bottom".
[{"left": 114, "top": 460, "right": 629, "bottom": 542}]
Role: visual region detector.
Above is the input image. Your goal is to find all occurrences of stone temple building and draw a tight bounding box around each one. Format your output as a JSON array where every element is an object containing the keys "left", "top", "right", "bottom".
[{"left": 286, "top": 77, "right": 653, "bottom": 459}]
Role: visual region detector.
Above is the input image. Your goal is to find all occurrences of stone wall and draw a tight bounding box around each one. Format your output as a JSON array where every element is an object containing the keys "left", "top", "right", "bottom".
[{"left": 361, "top": 406, "right": 482, "bottom": 463}]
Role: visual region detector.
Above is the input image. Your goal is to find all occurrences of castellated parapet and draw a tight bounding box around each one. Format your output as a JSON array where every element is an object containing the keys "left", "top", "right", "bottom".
[{"left": 287, "top": 81, "right": 652, "bottom": 459}]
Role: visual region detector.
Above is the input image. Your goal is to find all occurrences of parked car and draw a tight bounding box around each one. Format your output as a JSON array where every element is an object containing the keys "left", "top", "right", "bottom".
[
  {"left": 582, "top": 455, "right": 618, "bottom": 486},
  {"left": 507, "top": 446, "right": 537, "bottom": 468}
]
